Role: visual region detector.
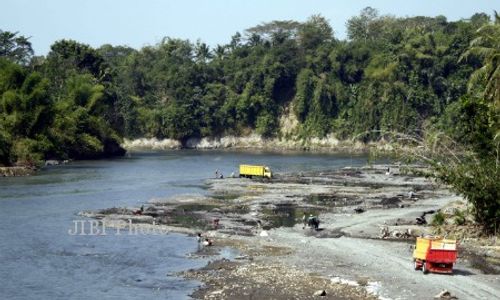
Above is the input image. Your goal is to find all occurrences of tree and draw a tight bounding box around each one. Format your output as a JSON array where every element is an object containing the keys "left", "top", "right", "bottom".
[
  {"left": 245, "top": 20, "right": 300, "bottom": 42},
  {"left": 0, "top": 30, "right": 33, "bottom": 65},
  {"left": 195, "top": 41, "right": 212, "bottom": 63},
  {"left": 297, "top": 15, "right": 334, "bottom": 50},
  {"left": 44, "top": 40, "right": 107, "bottom": 90},
  {"left": 460, "top": 12, "right": 500, "bottom": 108},
  {"left": 346, "top": 7, "right": 380, "bottom": 42},
  {"left": 293, "top": 68, "right": 315, "bottom": 121},
  {"left": 213, "top": 45, "right": 227, "bottom": 60}
]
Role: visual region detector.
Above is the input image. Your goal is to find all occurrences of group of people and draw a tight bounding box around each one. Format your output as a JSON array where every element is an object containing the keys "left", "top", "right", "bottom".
[
  {"left": 196, "top": 217, "right": 220, "bottom": 246},
  {"left": 302, "top": 212, "right": 320, "bottom": 230},
  {"left": 196, "top": 233, "right": 213, "bottom": 246},
  {"left": 215, "top": 169, "right": 224, "bottom": 179}
]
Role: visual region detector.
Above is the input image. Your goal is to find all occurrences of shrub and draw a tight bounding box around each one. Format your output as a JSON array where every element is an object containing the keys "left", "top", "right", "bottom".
[
  {"left": 453, "top": 209, "right": 466, "bottom": 226},
  {"left": 431, "top": 211, "right": 446, "bottom": 226}
]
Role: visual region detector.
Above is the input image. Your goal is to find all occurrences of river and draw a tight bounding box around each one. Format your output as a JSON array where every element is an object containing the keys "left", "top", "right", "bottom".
[{"left": 0, "top": 150, "right": 370, "bottom": 299}]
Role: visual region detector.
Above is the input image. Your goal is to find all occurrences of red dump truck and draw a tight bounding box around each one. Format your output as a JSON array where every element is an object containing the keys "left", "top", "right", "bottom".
[{"left": 413, "top": 237, "right": 458, "bottom": 274}]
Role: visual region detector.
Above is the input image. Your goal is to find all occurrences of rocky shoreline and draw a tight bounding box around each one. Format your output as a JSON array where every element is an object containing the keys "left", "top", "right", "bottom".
[
  {"left": 0, "top": 166, "right": 36, "bottom": 177},
  {"left": 0, "top": 160, "right": 71, "bottom": 177},
  {"left": 82, "top": 165, "right": 500, "bottom": 299}
]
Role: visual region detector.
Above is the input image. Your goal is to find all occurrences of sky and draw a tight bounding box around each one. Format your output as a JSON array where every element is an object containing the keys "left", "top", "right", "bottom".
[{"left": 2, "top": 0, "right": 499, "bottom": 55}]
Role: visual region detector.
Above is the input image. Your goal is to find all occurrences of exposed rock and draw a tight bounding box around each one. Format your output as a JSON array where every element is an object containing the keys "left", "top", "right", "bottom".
[
  {"left": 0, "top": 166, "right": 36, "bottom": 176},
  {"left": 45, "top": 160, "right": 60, "bottom": 166},
  {"left": 122, "top": 135, "right": 398, "bottom": 152},
  {"left": 313, "top": 289, "right": 327, "bottom": 296},
  {"left": 354, "top": 207, "right": 365, "bottom": 213},
  {"left": 434, "top": 289, "right": 458, "bottom": 299}
]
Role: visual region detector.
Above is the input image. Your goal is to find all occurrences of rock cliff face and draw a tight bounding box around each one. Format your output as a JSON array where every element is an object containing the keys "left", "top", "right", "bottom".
[{"left": 123, "top": 134, "right": 395, "bottom": 152}]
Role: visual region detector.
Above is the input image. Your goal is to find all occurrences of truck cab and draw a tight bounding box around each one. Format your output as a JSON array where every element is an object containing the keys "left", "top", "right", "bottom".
[{"left": 263, "top": 166, "right": 272, "bottom": 179}]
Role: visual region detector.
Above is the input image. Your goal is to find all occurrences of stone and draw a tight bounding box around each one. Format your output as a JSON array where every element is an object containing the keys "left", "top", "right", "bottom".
[
  {"left": 434, "top": 289, "right": 458, "bottom": 299},
  {"left": 313, "top": 290, "right": 327, "bottom": 296}
]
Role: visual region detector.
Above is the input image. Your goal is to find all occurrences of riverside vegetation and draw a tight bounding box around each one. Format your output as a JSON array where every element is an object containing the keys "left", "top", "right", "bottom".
[{"left": 1, "top": 8, "right": 498, "bottom": 232}]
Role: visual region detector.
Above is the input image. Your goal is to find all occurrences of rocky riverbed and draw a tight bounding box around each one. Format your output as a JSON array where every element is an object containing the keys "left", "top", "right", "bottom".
[{"left": 82, "top": 165, "right": 500, "bottom": 299}]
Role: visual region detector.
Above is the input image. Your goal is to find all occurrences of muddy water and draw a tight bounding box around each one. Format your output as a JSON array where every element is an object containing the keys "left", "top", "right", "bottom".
[{"left": 0, "top": 150, "right": 370, "bottom": 299}]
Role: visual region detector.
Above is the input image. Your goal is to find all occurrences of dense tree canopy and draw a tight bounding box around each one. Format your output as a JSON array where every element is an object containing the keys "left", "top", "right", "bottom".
[{"left": 0, "top": 9, "right": 496, "bottom": 156}]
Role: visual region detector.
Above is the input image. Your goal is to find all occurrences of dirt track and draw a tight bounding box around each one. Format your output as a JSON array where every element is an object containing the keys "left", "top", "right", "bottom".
[{"left": 262, "top": 212, "right": 499, "bottom": 299}]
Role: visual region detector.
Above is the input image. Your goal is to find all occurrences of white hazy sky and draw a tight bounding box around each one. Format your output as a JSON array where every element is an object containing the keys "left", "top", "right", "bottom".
[{"left": 2, "top": 0, "right": 499, "bottom": 55}]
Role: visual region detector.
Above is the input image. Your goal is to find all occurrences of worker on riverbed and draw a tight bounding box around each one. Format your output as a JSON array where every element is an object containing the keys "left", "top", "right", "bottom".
[
  {"left": 385, "top": 167, "right": 392, "bottom": 176},
  {"left": 213, "top": 218, "right": 220, "bottom": 229},
  {"left": 380, "top": 222, "right": 390, "bottom": 239},
  {"left": 133, "top": 205, "right": 144, "bottom": 215},
  {"left": 308, "top": 214, "right": 320, "bottom": 230},
  {"left": 302, "top": 212, "right": 307, "bottom": 229}
]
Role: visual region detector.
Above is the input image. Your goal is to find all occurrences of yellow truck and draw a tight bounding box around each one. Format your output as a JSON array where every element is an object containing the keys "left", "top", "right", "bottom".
[{"left": 239, "top": 164, "right": 272, "bottom": 179}]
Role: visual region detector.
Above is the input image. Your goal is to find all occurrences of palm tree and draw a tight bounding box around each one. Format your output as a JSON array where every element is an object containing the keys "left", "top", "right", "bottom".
[
  {"left": 461, "top": 11, "right": 500, "bottom": 106},
  {"left": 213, "top": 44, "right": 226, "bottom": 60},
  {"left": 195, "top": 41, "right": 212, "bottom": 63}
]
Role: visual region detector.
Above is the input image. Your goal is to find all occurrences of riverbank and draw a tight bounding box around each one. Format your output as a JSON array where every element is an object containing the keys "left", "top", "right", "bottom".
[
  {"left": 0, "top": 166, "right": 36, "bottom": 177},
  {"left": 122, "top": 135, "right": 396, "bottom": 152},
  {"left": 82, "top": 165, "right": 500, "bottom": 299}
]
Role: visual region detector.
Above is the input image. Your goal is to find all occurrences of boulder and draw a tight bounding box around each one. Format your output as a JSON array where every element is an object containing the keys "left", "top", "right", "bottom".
[
  {"left": 434, "top": 289, "right": 458, "bottom": 299},
  {"left": 313, "top": 290, "right": 327, "bottom": 296}
]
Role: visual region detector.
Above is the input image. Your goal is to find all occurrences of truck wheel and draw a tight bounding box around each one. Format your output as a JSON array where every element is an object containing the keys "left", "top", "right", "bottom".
[
  {"left": 414, "top": 260, "right": 419, "bottom": 270},
  {"left": 422, "top": 261, "right": 429, "bottom": 274}
]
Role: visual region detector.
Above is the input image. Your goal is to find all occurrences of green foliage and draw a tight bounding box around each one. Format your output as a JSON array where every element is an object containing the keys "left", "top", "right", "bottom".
[
  {"left": 11, "top": 136, "right": 51, "bottom": 166},
  {"left": 293, "top": 68, "right": 314, "bottom": 121},
  {"left": 255, "top": 112, "right": 277, "bottom": 137},
  {"left": 460, "top": 11, "right": 500, "bottom": 104},
  {"left": 433, "top": 156, "right": 499, "bottom": 233},
  {"left": 0, "top": 30, "right": 33, "bottom": 65},
  {"left": 2, "top": 12, "right": 492, "bottom": 147},
  {"left": 431, "top": 211, "right": 446, "bottom": 226},
  {"left": 453, "top": 209, "right": 467, "bottom": 226},
  {"left": 0, "top": 52, "right": 124, "bottom": 165},
  {"left": 439, "top": 97, "right": 494, "bottom": 156},
  {"left": 298, "top": 15, "right": 334, "bottom": 50},
  {"left": 0, "top": 125, "right": 12, "bottom": 165}
]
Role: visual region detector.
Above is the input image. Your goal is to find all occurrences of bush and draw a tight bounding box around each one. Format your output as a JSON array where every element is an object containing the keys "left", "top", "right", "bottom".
[
  {"left": 453, "top": 209, "right": 466, "bottom": 226},
  {"left": 12, "top": 138, "right": 45, "bottom": 165},
  {"left": 255, "top": 113, "right": 276, "bottom": 137},
  {"left": 431, "top": 211, "right": 446, "bottom": 226},
  {"left": 434, "top": 157, "right": 500, "bottom": 233}
]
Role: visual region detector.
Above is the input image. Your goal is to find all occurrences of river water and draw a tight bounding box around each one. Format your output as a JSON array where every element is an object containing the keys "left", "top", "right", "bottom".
[{"left": 0, "top": 150, "right": 370, "bottom": 299}]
